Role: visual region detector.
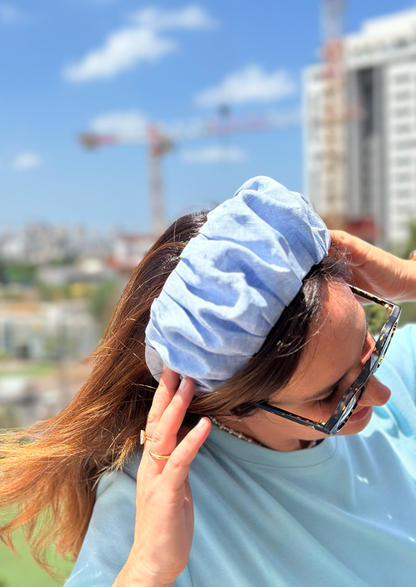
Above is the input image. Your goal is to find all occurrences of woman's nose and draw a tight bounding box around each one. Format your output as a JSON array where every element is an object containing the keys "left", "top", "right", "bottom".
[{"left": 358, "top": 375, "right": 391, "bottom": 407}]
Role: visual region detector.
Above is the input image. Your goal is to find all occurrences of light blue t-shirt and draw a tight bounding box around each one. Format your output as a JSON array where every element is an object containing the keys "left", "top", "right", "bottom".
[{"left": 66, "top": 325, "right": 416, "bottom": 587}]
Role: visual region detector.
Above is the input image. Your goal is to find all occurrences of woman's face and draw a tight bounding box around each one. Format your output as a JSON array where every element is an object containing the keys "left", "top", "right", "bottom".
[{"left": 229, "top": 281, "right": 391, "bottom": 452}]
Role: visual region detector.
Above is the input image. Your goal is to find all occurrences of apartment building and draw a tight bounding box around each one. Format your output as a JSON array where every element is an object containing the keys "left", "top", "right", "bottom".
[{"left": 304, "top": 8, "right": 416, "bottom": 246}]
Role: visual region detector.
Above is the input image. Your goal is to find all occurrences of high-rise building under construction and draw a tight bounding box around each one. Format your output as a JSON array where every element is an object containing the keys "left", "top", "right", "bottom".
[{"left": 304, "top": 8, "right": 416, "bottom": 247}]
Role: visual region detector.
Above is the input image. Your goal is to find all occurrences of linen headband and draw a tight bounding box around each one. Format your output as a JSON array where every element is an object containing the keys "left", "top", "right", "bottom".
[{"left": 145, "top": 176, "right": 330, "bottom": 393}]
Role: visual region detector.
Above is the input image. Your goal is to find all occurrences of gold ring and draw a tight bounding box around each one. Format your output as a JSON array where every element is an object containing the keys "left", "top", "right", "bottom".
[
  {"left": 149, "top": 450, "right": 171, "bottom": 460},
  {"left": 140, "top": 430, "right": 152, "bottom": 445}
]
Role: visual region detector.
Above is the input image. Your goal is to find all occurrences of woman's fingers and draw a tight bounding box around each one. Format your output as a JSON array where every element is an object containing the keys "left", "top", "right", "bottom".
[
  {"left": 329, "top": 230, "right": 369, "bottom": 265},
  {"left": 145, "top": 367, "right": 180, "bottom": 440},
  {"left": 164, "top": 417, "right": 211, "bottom": 491},
  {"left": 330, "top": 229, "right": 414, "bottom": 301},
  {"left": 147, "top": 377, "right": 195, "bottom": 465}
]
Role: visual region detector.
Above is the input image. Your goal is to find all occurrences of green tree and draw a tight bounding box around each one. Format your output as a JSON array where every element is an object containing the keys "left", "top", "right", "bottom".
[
  {"left": 405, "top": 220, "right": 416, "bottom": 258},
  {"left": 378, "top": 219, "right": 416, "bottom": 328},
  {"left": 87, "top": 280, "right": 121, "bottom": 335},
  {"left": 0, "top": 263, "right": 36, "bottom": 285}
]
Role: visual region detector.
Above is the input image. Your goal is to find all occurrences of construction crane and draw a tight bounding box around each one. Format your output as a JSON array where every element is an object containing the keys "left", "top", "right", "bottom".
[
  {"left": 79, "top": 109, "right": 300, "bottom": 238},
  {"left": 321, "top": 0, "right": 347, "bottom": 230}
]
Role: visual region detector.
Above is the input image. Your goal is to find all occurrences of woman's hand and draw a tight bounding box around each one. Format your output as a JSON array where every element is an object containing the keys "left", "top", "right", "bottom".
[
  {"left": 117, "top": 368, "right": 211, "bottom": 587},
  {"left": 330, "top": 230, "right": 416, "bottom": 302}
]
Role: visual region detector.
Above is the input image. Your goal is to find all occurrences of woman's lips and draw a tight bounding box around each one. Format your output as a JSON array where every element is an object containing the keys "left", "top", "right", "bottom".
[{"left": 349, "top": 405, "right": 373, "bottom": 423}]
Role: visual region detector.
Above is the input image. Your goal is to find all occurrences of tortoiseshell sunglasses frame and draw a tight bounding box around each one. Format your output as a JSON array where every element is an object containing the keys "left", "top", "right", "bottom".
[{"left": 256, "top": 285, "right": 402, "bottom": 436}]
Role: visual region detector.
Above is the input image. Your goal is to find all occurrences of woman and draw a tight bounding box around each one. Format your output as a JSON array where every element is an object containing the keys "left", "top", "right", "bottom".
[{"left": 1, "top": 177, "right": 416, "bottom": 586}]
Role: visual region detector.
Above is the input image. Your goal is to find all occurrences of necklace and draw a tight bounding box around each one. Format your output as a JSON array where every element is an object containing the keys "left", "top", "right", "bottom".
[
  {"left": 210, "top": 417, "right": 264, "bottom": 447},
  {"left": 210, "top": 416, "right": 320, "bottom": 450}
]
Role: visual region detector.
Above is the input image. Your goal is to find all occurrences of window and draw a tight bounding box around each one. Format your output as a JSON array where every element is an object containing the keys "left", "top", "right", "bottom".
[
  {"left": 395, "top": 74, "right": 410, "bottom": 85},
  {"left": 395, "top": 139, "right": 416, "bottom": 150},
  {"left": 395, "top": 107, "right": 411, "bottom": 117},
  {"left": 395, "top": 157, "right": 411, "bottom": 166},
  {"left": 395, "top": 91, "right": 411, "bottom": 101},
  {"left": 396, "top": 173, "right": 412, "bottom": 182},
  {"left": 395, "top": 124, "right": 411, "bottom": 134},
  {"left": 396, "top": 189, "right": 411, "bottom": 199}
]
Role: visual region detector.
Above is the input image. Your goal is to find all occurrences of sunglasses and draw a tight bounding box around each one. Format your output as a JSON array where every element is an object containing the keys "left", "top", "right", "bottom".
[{"left": 256, "top": 285, "right": 401, "bottom": 436}]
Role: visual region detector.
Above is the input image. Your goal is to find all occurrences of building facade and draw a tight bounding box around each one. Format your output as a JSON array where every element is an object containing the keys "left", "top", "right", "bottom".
[{"left": 304, "top": 8, "right": 416, "bottom": 247}]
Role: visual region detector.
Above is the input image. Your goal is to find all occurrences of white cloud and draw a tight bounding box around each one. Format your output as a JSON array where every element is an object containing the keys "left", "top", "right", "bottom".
[
  {"left": 63, "top": 28, "right": 176, "bottom": 82},
  {"left": 89, "top": 110, "right": 149, "bottom": 137},
  {"left": 181, "top": 146, "right": 248, "bottom": 164},
  {"left": 12, "top": 152, "right": 42, "bottom": 170},
  {"left": 195, "top": 65, "right": 297, "bottom": 108},
  {"left": 0, "top": 3, "right": 20, "bottom": 24},
  {"left": 129, "top": 5, "right": 218, "bottom": 30},
  {"left": 63, "top": 5, "right": 217, "bottom": 83}
]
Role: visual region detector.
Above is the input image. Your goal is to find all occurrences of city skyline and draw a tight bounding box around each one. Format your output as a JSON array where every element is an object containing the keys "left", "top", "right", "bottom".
[{"left": 0, "top": 0, "right": 413, "bottom": 231}]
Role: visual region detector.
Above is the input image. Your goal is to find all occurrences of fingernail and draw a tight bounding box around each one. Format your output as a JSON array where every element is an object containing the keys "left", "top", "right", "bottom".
[
  {"left": 197, "top": 417, "right": 207, "bottom": 428},
  {"left": 178, "top": 377, "right": 188, "bottom": 392}
]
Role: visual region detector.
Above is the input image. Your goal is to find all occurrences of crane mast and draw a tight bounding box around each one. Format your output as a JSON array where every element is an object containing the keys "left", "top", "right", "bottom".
[
  {"left": 321, "top": 0, "right": 346, "bottom": 229},
  {"left": 147, "top": 125, "right": 173, "bottom": 238}
]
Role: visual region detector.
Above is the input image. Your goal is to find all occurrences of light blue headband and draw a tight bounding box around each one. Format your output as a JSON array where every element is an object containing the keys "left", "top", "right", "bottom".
[{"left": 145, "top": 176, "right": 330, "bottom": 393}]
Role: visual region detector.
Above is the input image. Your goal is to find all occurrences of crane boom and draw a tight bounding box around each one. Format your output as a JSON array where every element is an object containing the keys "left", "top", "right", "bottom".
[{"left": 79, "top": 109, "right": 301, "bottom": 238}]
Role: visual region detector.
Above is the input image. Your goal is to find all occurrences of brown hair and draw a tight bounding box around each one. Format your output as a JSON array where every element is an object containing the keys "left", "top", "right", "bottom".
[{"left": 0, "top": 211, "right": 349, "bottom": 573}]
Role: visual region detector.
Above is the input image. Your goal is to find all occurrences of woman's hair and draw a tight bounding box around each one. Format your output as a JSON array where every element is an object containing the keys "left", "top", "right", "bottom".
[{"left": 0, "top": 211, "right": 349, "bottom": 573}]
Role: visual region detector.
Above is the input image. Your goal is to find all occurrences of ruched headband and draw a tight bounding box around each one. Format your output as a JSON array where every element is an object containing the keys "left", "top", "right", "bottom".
[{"left": 145, "top": 176, "right": 330, "bottom": 393}]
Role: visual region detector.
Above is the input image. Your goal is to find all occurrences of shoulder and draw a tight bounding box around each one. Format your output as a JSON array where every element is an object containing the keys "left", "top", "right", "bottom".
[
  {"left": 65, "top": 452, "right": 142, "bottom": 586},
  {"left": 96, "top": 451, "right": 141, "bottom": 498}
]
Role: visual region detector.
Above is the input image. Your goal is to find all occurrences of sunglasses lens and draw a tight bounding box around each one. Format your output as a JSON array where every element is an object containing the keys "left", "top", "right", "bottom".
[
  {"left": 376, "top": 323, "right": 397, "bottom": 370},
  {"left": 337, "top": 395, "right": 358, "bottom": 431}
]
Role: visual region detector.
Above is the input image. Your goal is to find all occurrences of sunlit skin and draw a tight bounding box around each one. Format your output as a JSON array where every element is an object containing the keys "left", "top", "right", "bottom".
[{"left": 219, "top": 281, "right": 392, "bottom": 452}]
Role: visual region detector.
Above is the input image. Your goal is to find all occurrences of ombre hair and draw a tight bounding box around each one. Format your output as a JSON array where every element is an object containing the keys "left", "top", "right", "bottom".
[{"left": 0, "top": 211, "right": 349, "bottom": 574}]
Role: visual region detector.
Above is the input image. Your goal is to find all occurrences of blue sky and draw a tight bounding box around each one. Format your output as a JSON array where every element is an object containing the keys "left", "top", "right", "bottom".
[{"left": 0, "top": 0, "right": 414, "bottom": 233}]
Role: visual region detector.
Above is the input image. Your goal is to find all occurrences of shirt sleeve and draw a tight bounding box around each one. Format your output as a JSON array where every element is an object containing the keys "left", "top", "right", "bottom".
[{"left": 64, "top": 459, "right": 139, "bottom": 587}]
